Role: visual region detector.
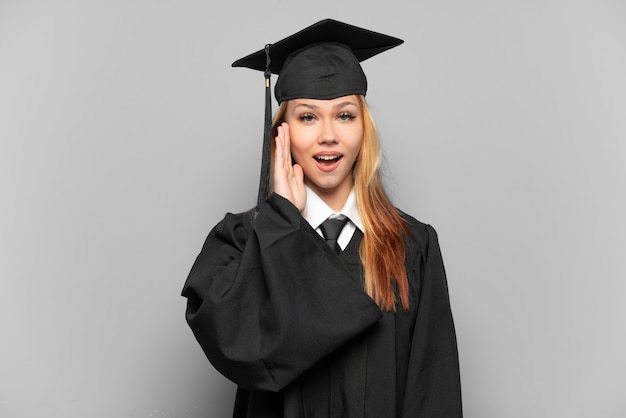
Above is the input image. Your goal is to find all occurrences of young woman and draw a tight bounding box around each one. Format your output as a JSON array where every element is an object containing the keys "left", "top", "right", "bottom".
[{"left": 182, "top": 19, "right": 462, "bottom": 417}]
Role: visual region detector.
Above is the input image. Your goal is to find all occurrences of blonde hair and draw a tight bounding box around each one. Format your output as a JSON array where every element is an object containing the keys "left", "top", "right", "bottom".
[{"left": 271, "top": 96, "right": 410, "bottom": 312}]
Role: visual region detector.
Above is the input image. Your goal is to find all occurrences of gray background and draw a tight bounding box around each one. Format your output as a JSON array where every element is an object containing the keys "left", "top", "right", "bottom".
[{"left": 1, "top": 0, "right": 625, "bottom": 417}]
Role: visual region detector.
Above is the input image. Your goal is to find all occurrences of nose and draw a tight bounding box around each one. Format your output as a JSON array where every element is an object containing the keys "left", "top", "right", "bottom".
[{"left": 318, "top": 120, "right": 338, "bottom": 144}]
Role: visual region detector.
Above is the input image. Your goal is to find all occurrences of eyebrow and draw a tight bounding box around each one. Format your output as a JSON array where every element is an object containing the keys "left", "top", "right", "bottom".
[{"left": 292, "top": 101, "right": 359, "bottom": 111}]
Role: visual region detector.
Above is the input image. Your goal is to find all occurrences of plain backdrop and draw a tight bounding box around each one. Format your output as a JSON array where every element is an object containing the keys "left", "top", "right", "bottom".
[{"left": 1, "top": 1, "right": 625, "bottom": 417}]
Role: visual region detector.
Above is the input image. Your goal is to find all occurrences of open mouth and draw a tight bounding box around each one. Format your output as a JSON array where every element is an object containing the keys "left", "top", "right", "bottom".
[
  {"left": 313, "top": 154, "right": 343, "bottom": 171},
  {"left": 314, "top": 155, "right": 342, "bottom": 162}
]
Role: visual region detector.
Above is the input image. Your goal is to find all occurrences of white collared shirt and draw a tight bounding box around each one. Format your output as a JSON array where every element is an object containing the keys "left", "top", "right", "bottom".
[{"left": 302, "top": 185, "right": 363, "bottom": 251}]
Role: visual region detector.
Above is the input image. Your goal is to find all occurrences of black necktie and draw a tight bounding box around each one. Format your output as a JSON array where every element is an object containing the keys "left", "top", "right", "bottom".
[{"left": 319, "top": 217, "right": 348, "bottom": 254}]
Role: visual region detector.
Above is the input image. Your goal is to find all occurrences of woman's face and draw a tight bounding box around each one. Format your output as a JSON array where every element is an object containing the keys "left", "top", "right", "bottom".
[{"left": 284, "top": 95, "right": 363, "bottom": 202}]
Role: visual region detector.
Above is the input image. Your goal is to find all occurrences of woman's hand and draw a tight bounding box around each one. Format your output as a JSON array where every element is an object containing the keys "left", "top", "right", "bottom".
[{"left": 273, "top": 122, "right": 306, "bottom": 212}]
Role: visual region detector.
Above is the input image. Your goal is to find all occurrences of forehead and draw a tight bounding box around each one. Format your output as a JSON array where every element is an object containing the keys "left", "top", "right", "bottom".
[{"left": 287, "top": 95, "right": 360, "bottom": 111}]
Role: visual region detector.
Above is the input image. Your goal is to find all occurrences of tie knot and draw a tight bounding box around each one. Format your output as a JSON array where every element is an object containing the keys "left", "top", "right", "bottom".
[{"left": 319, "top": 217, "right": 349, "bottom": 253}]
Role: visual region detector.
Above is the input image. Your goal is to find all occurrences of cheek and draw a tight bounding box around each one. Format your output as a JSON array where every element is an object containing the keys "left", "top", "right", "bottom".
[
  {"left": 287, "top": 130, "right": 308, "bottom": 162},
  {"left": 345, "top": 130, "right": 364, "bottom": 157}
]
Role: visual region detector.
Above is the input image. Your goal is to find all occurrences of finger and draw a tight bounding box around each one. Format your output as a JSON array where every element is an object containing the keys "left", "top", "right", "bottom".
[
  {"left": 274, "top": 130, "right": 283, "bottom": 169},
  {"left": 281, "top": 122, "right": 291, "bottom": 166},
  {"left": 279, "top": 124, "right": 290, "bottom": 165}
]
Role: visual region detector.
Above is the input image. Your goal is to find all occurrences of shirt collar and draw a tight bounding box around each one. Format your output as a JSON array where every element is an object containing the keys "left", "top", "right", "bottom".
[{"left": 302, "top": 185, "right": 363, "bottom": 232}]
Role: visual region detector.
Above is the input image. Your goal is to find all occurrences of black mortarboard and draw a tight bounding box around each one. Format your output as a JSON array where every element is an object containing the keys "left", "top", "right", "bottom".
[{"left": 232, "top": 19, "right": 403, "bottom": 208}]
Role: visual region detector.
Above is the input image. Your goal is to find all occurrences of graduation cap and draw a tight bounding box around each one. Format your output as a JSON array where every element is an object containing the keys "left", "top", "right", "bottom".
[{"left": 232, "top": 19, "right": 404, "bottom": 208}]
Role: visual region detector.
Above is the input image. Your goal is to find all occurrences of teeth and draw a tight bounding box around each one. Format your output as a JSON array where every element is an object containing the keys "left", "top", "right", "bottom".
[{"left": 316, "top": 155, "right": 340, "bottom": 161}]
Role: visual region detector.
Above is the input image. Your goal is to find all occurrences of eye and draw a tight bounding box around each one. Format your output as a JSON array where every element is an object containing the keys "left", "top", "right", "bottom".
[
  {"left": 299, "top": 113, "right": 316, "bottom": 122},
  {"left": 338, "top": 112, "right": 356, "bottom": 121}
]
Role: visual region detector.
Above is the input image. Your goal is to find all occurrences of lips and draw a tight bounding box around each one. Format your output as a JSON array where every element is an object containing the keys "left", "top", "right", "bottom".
[{"left": 313, "top": 153, "right": 343, "bottom": 172}]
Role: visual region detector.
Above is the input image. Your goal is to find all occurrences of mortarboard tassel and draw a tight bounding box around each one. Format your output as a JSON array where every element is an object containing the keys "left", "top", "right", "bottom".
[{"left": 256, "top": 44, "right": 273, "bottom": 209}]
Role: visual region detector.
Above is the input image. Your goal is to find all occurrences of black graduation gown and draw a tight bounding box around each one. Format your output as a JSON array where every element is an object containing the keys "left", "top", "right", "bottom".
[{"left": 182, "top": 193, "right": 462, "bottom": 417}]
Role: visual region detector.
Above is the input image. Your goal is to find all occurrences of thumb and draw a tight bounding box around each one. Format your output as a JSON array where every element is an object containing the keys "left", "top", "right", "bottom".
[{"left": 292, "top": 164, "right": 304, "bottom": 187}]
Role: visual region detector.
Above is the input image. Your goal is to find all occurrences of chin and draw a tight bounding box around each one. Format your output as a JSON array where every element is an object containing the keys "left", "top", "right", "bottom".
[
  {"left": 314, "top": 180, "right": 347, "bottom": 193},
  {"left": 306, "top": 171, "right": 352, "bottom": 194}
]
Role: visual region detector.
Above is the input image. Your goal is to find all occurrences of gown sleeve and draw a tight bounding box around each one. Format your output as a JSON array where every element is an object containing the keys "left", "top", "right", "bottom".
[
  {"left": 402, "top": 224, "right": 463, "bottom": 417},
  {"left": 182, "top": 193, "right": 383, "bottom": 392}
]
